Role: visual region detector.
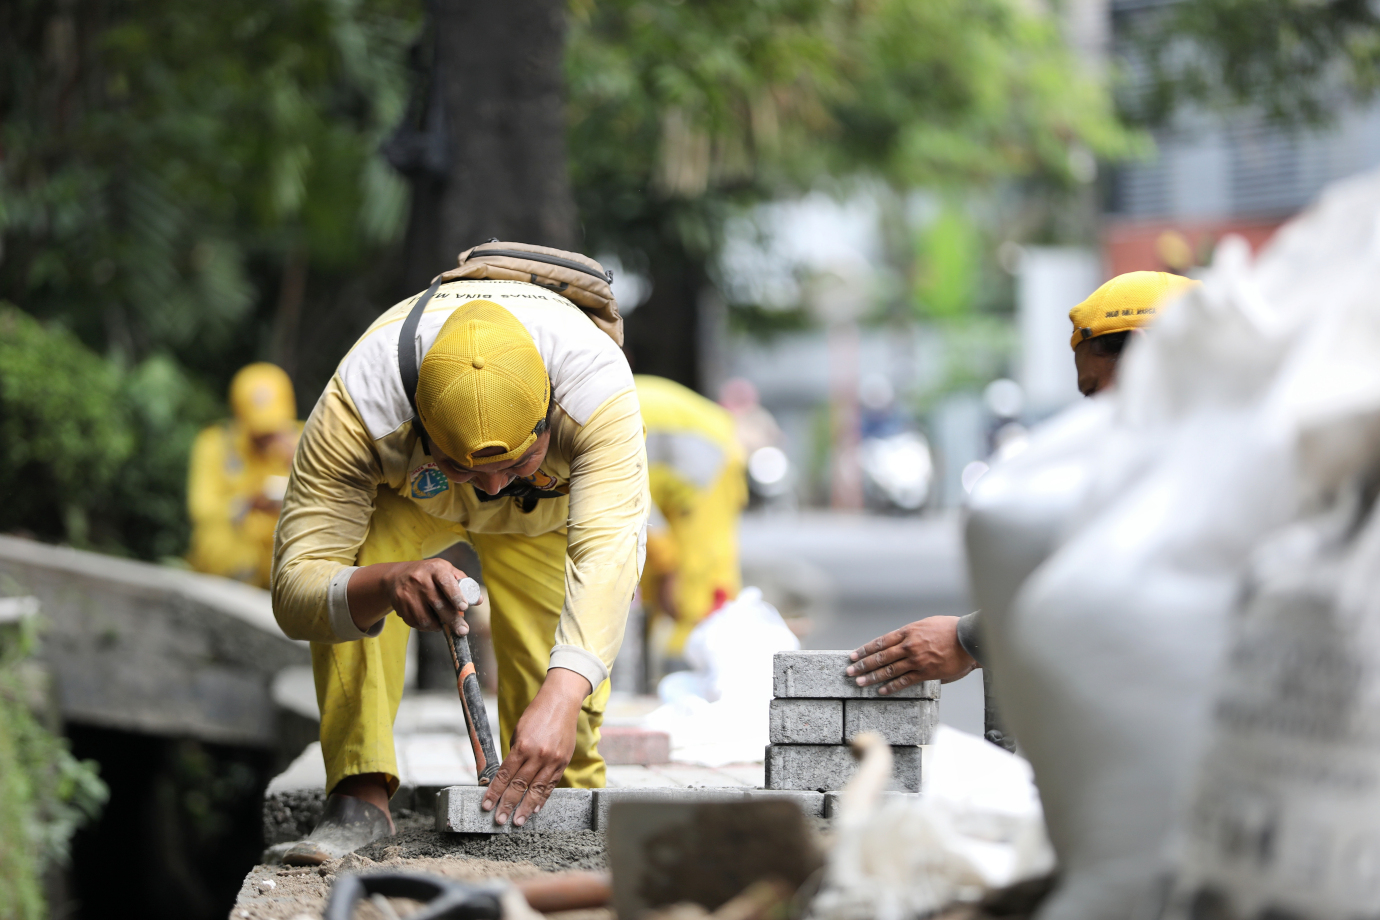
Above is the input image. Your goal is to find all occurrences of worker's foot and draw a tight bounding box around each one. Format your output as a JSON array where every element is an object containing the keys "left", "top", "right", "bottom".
[{"left": 279, "top": 793, "right": 394, "bottom": 866}]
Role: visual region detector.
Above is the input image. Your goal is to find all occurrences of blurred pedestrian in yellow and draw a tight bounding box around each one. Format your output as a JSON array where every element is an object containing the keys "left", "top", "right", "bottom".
[
  {"left": 186, "top": 362, "right": 301, "bottom": 588},
  {"left": 637, "top": 375, "right": 747, "bottom": 658}
]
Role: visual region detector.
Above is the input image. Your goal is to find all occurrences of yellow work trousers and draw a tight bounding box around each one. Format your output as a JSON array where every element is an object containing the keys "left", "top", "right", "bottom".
[
  {"left": 645, "top": 463, "right": 746, "bottom": 655},
  {"left": 312, "top": 489, "right": 609, "bottom": 796}
]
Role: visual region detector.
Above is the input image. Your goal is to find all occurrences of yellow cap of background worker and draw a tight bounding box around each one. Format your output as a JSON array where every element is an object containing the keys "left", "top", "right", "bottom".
[
  {"left": 416, "top": 300, "right": 551, "bottom": 466},
  {"left": 230, "top": 363, "right": 296, "bottom": 436},
  {"left": 1069, "top": 271, "right": 1200, "bottom": 350}
]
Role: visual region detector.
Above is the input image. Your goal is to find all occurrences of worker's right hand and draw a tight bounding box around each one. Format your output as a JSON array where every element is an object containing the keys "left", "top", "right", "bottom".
[
  {"left": 347, "top": 559, "right": 471, "bottom": 634},
  {"left": 846, "top": 616, "right": 976, "bottom": 693}
]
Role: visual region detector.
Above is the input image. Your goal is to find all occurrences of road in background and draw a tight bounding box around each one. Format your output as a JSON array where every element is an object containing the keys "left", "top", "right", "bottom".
[{"left": 739, "top": 510, "right": 983, "bottom": 737}]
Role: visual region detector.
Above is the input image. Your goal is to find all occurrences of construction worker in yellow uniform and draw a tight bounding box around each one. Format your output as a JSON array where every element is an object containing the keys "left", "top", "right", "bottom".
[
  {"left": 186, "top": 363, "right": 301, "bottom": 588},
  {"left": 635, "top": 375, "right": 747, "bottom": 661},
  {"left": 270, "top": 254, "right": 648, "bottom": 863},
  {"left": 845, "top": 271, "right": 1200, "bottom": 695}
]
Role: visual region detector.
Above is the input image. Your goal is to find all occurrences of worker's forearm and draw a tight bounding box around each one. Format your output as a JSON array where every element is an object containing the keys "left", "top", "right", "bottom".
[
  {"left": 345, "top": 559, "right": 476, "bottom": 635},
  {"left": 542, "top": 665, "right": 594, "bottom": 704},
  {"left": 345, "top": 562, "right": 413, "bottom": 630}
]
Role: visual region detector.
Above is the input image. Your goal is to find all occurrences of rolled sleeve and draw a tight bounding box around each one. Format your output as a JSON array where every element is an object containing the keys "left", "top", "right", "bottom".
[
  {"left": 271, "top": 376, "right": 386, "bottom": 643},
  {"left": 326, "top": 566, "right": 384, "bottom": 641},
  {"left": 549, "top": 645, "right": 609, "bottom": 692}
]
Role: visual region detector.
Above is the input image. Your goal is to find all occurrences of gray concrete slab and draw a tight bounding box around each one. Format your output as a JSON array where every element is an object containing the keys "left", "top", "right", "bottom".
[
  {"left": 822, "top": 790, "right": 921, "bottom": 818},
  {"left": 773, "top": 650, "right": 940, "bottom": 700},
  {"left": 843, "top": 699, "right": 938, "bottom": 746},
  {"left": 765, "top": 743, "right": 922, "bottom": 792},
  {"left": 769, "top": 698, "right": 843, "bottom": 744}
]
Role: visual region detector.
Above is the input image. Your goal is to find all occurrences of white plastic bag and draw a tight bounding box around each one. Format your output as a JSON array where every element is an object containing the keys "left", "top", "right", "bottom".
[
  {"left": 966, "top": 169, "right": 1380, "bottom": 920},
  {"left": 810, "top": 726, "right": 1054, "bottom": 920},
  {"left": 645, "top": 587, "right": 799, "bottom": 765}
]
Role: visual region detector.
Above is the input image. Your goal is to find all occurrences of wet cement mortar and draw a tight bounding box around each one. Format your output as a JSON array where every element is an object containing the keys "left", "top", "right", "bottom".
[{"left": 233, "top": 812, "right": 609, "bottom": 920}]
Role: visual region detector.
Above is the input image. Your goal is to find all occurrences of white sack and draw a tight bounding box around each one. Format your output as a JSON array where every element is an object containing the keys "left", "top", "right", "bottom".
[
  {"left": 966, "top": 168, "right": 1380, "bottom": 920},
  {"left": 1165, "top": 492, "right": 1380, "bottom": 920},
  {"left": 809, "top": 725, "right": 1054, "bottom": 920}
]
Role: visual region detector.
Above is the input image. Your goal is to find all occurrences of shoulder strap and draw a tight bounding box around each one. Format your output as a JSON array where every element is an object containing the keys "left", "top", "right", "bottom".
[{"left": 398, "top": 277, "right": 444, "bottom": 447}]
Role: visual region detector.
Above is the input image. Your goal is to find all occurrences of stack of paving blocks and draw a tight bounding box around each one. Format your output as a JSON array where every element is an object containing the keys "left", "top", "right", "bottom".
[{"left": 766, "top": 650, "right": 939, "bottom": 792}]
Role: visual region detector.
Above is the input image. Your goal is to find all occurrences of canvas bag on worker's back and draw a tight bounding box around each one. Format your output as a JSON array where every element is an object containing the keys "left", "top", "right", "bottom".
[
  {"left": 434, "top": 240, "right": 624, "bottom": 346},
  {"left": 965, "top": 168, "right": 1380, "bottom": 920}
]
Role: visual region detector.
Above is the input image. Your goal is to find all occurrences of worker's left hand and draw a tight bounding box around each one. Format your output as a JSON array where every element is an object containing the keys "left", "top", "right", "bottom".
[
  {"left": 483, "top": 667, "right": 590, "bottom": 827},
  {"left": 846, "top": 615, "right": 976, "bottom": 693}
]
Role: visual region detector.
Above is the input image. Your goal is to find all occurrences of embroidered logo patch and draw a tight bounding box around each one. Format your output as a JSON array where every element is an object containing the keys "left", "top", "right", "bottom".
[{"left": 410, "top": 462, "right": 450, "bottom": 499}]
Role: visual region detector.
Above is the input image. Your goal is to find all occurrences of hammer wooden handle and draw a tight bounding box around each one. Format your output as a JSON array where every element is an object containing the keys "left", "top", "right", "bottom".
[{"left": 444, "top": 624, "right": 500, "bottom": 785}]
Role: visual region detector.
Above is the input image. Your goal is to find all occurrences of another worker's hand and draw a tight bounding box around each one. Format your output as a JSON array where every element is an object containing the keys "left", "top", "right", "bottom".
[
  {"left": 483, "top": 667, "right": 589, "bottom": 828},
  {"left": 348, "top": 559, "right": 472, "bottom": 635},
  {"left": 846, "top": 616, "right": 976, "bottom": 693},
  {"left": 249, "top": 494, "right": 283, "bottom": 515},
  {"left": 658, "top": 573, "right": 679, "bottom": 621}
]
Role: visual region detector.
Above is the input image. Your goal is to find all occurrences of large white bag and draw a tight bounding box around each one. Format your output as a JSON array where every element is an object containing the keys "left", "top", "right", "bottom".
[
  {"left": 966, "top": 169, "right": 1380, "bottom": 920},
  {"left": 1164, "top": 490, "right": 1380, "bottom": 920}
]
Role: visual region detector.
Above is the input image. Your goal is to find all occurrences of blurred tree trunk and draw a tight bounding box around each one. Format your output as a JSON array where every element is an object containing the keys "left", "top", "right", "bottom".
[
  {"left": 398, "top": 0, "right": 577, "bottom": 294},
  {"left": 623, "top": 234, "right": 706, "bottom": 390}
]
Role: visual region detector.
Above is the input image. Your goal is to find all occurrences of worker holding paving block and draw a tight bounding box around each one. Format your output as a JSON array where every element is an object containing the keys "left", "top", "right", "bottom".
[
  {"left": 269, "top": 243, "right": 649, "bottom": 862},
  {"left": 846, "top": 272, "right": 1199, "bottom": 694}
]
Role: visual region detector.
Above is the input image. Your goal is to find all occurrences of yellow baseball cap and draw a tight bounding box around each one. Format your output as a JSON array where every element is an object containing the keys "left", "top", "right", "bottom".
[
  {"left": 229, "top": 363, "right": 296, "bottom": 435},
  {"left": 416, "top": 300, "right": 551, "bottom": 466},
  {"left": 1069, "top": 271, "right": 1200, "bottom": 350}
]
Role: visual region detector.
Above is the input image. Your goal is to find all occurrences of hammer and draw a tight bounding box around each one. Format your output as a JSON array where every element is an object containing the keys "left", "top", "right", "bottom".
[{"left": 445, "top": 577, "right": 500, "bottom": 785}]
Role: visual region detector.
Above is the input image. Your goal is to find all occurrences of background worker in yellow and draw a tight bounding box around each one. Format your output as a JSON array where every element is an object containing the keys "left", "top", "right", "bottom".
[
  {"left": 186, "top": 362, "right": 301, "bottom": 588},
  {"left": 270, "top": 264, "right": 648, "bottom": 863},
  {"left": 844, "top": 271, "right": 1200, "bottom": 693},
  {"left": 635, "top": 374, "right": 747, "bottom": 660}
]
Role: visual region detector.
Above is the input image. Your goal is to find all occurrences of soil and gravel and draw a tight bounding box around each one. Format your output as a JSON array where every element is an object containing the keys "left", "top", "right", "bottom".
[{"left": 234, "top": 813, "right": 609, "bottom": 920}]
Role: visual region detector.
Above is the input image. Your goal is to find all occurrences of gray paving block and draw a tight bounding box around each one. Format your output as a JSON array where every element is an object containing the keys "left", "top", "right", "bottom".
[
  {"left": 843, "top": 699, "right": 937, "bottom": 746},
  {"left": 764, "top": 744, "right": 922, "bottom": 792},
  {"left": 773, "top": 651, "right": 940, "bottom": 700},
  {"left": 435, "top": 785, "right": 593, "bottom": 834},
  {"left": 770, "top": 698, "right": 843, "bottom": 744},
  {"left": 822, "top": 790, "right": 921, "bottom": 819},
  {"left": 592, "top": 786, "right": 824, "bottom": 832}
]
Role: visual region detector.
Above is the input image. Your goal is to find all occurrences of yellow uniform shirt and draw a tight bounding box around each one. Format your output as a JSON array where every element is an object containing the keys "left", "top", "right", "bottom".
[
  {"left": 271, "top": 279, "right": 649, "bottom": 692},
  {"left": 186, "top": 421, "right": 300, "bottom": 588},
  {"left": 636, "top": 374, "right": 746, "bottom": 650}
]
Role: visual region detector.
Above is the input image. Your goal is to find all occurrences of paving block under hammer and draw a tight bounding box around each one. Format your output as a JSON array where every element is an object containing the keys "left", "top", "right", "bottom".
[
  {"left": 435, "top": 785, "right": 593, "bottom": 834},
  {"left": 843, "top": 699, "right": 938, "bottom": 746},
  {"left": 765, "top": 743, "right": 922, "bottom": 792},
  {"left": 770, "top": 698, "right": 844, "bottom": 745},
  {"left": 773, "top": 651, "right": 940, "bottom": 700}
]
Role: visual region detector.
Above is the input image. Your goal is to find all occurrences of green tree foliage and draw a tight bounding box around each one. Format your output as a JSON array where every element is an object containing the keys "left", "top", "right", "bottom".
[
  {"left": 0, "top": 307, "right": 133, "bottom": 545},
  {"left": 0, "top": 0, "right": 418, "bottom": 557},
  {"left": 1123, "top": 0, "right": 1380, "bottom": 126},
  {"left": 0, "top": 613, "right": 108, "bottom": 920},
  {"left": 0, "top": 305, "right": 218, "bottom": 558},
  {"left": 567, "top": 0, "right": 1137, "bottom": 384},
  {"left": 0, "top": 0, "right": 416, "bottom": 372}
]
